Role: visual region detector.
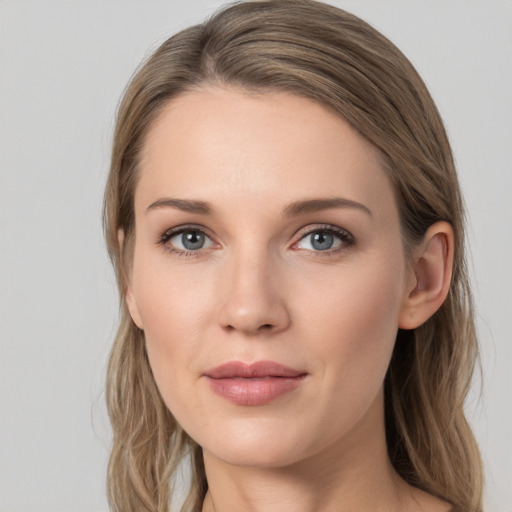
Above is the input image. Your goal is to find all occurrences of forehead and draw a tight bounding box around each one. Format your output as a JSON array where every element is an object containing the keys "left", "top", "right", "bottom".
[{"left": 136, "top": 87, "right": 396, "bottom": 220}]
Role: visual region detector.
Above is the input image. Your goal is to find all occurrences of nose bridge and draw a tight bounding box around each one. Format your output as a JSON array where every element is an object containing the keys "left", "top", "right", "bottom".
[{"left": 216, "top": 241, "right": 290, "bottom": 335}]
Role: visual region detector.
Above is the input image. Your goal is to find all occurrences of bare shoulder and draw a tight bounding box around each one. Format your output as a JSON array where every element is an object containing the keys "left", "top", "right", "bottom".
[{"left": 408, "top": 486, "right": 453, "bottom": 512}]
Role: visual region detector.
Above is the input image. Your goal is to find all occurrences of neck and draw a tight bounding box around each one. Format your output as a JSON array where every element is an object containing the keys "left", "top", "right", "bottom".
[{"left": 200, "top": 392, "right": 413, "bottom": 512}]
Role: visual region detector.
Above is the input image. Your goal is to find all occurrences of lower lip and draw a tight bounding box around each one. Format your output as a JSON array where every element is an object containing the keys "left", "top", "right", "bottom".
[{"left": 205, "top": 376, "right": 306, "bottom": 406}]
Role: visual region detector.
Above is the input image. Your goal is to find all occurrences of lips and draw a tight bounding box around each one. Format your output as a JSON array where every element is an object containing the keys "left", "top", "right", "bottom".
[
  {"left": 204, "top": 360, "right": 305, "bottom": 379},
  {"left": 203, "top": 360, "right": 307, "bottom": 406}
]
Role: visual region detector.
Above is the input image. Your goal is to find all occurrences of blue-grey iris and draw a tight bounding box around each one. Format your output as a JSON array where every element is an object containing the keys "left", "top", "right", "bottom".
[
  {"left": 182, "top": 231, "right": 205, "bottom": 250},
  {"left": 311, "top": 231, "right": 334, "bottom": 251}
]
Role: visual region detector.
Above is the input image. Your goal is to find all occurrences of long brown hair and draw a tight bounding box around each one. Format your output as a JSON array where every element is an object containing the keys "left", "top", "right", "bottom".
[{"left": 103, "top": 1, "right": 483, "bottom": 511}]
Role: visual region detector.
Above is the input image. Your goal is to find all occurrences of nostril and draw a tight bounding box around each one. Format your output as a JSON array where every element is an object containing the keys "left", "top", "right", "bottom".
[
  {"left": 217, "top": 295, "right": 291, "bottom": 334},
  {"left": 224, "top": 323, "right": 274, "bottom": 332}
]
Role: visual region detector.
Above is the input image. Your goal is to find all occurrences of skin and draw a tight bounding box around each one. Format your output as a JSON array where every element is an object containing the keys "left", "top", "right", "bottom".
[{"left": 125, "top": 87, "right": 453, "bottom": 512}]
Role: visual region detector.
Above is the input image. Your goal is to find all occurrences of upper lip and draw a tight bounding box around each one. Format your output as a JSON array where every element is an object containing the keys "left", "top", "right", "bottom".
[{"left": 203, "top": 360, "right": 306, "bottom": 379}]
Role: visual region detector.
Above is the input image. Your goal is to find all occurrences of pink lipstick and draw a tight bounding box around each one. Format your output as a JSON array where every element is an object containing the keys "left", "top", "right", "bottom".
[{"left": 203, "top": 360, "right": 307, "bottom": 406}]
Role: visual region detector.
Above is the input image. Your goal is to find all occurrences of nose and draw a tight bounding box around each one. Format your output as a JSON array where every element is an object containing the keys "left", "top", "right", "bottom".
[{"left": 216, "top": 249, "right": 291, "bottom": 336}]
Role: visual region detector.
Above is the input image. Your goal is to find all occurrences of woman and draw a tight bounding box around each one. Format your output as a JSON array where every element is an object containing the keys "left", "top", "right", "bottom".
[{"left": 103, "top": 1, "right": 483, "bottom": 511}]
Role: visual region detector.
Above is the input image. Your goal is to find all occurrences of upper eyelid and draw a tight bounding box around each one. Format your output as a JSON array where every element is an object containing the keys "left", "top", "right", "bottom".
[
  {"left": 293, "top": 224, "right": 355, "bottom": 248},
  {"left": 160, "top": 223, "right": 351, "bottom": 236},
  {"left": 295, "top": 224, "right": 352, "bottom": 237},
  {"left": 161, "top": 224, "right": 215, "bottom": 239}
]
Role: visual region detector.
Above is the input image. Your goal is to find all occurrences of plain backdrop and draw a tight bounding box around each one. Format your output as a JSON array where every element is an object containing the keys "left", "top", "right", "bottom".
[{"left": 0, "top": 1, "right": 510, "bottom": 511}]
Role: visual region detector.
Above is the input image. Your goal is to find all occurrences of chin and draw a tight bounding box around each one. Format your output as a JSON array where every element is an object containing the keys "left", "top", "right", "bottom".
[
  {"left": 206, "top": 440, "right": 305, "bottom": 469},
  {"left": 197, "top": 417, "right": 317, "bottom": 469}
]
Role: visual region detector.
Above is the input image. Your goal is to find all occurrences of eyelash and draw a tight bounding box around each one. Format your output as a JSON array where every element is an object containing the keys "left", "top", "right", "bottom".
[
  {"left": 157, "top": 224, "right": 355, "bottom": 258},
  {"left": 294, "top": 224, "right": 355, "bottom": 256},
  {"left": 158, "top": 225, "right": 215, "bottom": 259}
]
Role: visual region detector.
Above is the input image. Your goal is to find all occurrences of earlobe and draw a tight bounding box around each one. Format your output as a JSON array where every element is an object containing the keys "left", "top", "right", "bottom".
[
  {"left": 118, "top": 228, "right": 144, "bottom": 330},
  {"left": 126, "top": 285, "right": 144, "bottom": 330},
  {"left": 398, "top": 221, "right": 454, "bottom": 330}
]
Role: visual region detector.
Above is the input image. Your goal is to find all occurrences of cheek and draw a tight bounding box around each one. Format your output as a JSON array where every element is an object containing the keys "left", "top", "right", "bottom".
[
  {"left": 296, "top": 256, "right": 405, "bottom": 407},
  {"left": 132, "top": 242, "right": 215, "bottom": 336},
  {"left": 130, "top": 253, "right": 215, "bottom": 410},
  {"left": 340, "top": 266, "right": 403, "bottom": 346}
]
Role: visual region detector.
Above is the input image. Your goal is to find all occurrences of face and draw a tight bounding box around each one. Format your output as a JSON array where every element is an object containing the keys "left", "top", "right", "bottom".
[{"left": 126, "top": 87, "right": 414, "bottom": 469}]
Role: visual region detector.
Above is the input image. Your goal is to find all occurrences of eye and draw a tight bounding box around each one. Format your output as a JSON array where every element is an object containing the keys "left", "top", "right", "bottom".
[
  {"left": 159, "top": 227, "right": 215, "bottom": 255},
  {"left": 294, "top": 226, "right": 354, "bottom": 253}
]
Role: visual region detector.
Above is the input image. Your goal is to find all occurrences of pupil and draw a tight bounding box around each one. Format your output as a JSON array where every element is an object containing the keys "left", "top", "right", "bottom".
[
  {"left": 312, "top": 231, "right": 333, "bottom": 250},
  {"left": 182, "top": 231, "right": 204, "bottom": 250}
]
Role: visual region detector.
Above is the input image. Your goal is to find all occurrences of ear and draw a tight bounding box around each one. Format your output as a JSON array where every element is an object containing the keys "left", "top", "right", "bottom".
[
  {"left": 398, "top": 221, "right": 454, "bottom": 330},
  {"left": 118, "top": 229, "right": 144, "bottom": 330}
]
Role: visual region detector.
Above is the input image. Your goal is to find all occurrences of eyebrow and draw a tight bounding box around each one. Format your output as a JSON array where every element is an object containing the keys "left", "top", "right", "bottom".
[
  {"left": 282, "top": 197, "right": 372, "bottom": 217},
  {"left": 146, "top": 198, "right": 212, "bottom": 215},
  {"left": 146, "top": 197, "right": 372, "bottom": 217}
]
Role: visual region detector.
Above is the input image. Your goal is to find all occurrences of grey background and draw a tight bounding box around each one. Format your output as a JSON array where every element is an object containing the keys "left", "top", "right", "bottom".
[{"left": 0, "top": 1, "right": 510, "bottom": 511}]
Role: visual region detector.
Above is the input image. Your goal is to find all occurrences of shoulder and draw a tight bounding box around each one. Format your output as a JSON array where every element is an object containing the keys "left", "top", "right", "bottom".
[
  {"left": 405, "top": 484, "right": 453, "bottom": 512},
  {"left": 413, "top": 489, "right": 455, "bottom": 512}
]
